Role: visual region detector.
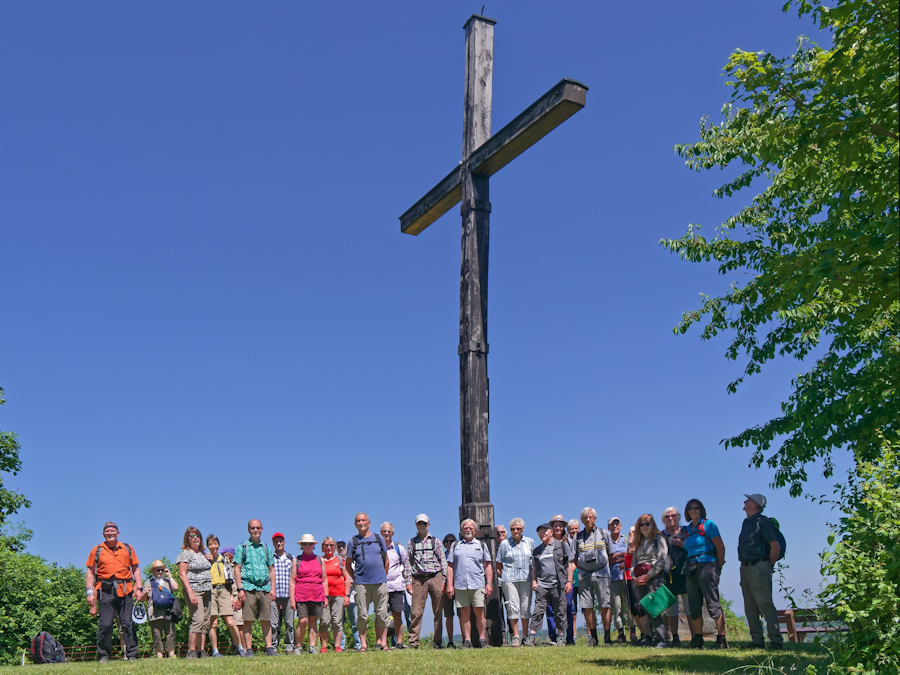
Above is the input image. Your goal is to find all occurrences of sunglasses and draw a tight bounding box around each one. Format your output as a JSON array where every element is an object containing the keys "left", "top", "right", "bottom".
[
  {"left": 640, "top": 523, "right": 652, "bottom": 527},
  {"left": 687, "top": 506, "right": 700, "bottom": 511},
  {"left": 510, "top": 527, "right": 523, "bottom": 531},
  {"left": 189, "top": 534, "right": 201, "bottom": 539}
]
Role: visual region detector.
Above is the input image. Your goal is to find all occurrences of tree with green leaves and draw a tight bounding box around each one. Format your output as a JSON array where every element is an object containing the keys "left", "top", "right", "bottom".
[
  {"left": 0, "top": 387, "right": 31, "bottom": 529},
  {"left": 662, "top": 0, "right": 898, "bottom": 496}
]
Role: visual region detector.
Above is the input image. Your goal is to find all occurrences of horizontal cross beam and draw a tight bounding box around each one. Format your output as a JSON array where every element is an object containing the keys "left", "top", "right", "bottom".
[{"left": 399, "top": 78, "right": 588, "bottom": 235}]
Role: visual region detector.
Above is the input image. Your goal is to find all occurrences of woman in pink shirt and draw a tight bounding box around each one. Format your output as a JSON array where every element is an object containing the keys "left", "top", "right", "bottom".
[{"left": 289, "top": 534, "right": 328, "bottom": 654}]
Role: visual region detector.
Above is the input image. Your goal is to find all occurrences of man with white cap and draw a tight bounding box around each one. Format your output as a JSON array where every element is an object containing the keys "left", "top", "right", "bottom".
[
  {"left": 404, "top": 514, "right": 447, "bottom": 649},
  {"left": 738, "top": 494, "right": 784, "bottom": 650}
]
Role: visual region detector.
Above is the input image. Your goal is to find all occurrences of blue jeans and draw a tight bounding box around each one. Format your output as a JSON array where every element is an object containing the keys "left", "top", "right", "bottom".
[
  {"left": 341, "top": 602, "right": 359, "bottom": 650},
  {"left": 547, "top": 589, "right": 576, "bottom": 643}
]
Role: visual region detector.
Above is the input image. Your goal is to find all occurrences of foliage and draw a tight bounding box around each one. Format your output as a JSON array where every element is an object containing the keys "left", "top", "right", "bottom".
[
  {"left": 814, "top": 432, "right": 900, "bottom": 673},
  {"left": 0, "top": 388, "right": 31, "bottom": 525},
  {"left": 722, "top": 596, "right": 751, "bottom": 641},
  {"left": 0, "top": 546, "right": 96, "bottom": 665},
  {"left": 660, "top": 0, "right": 899, "bottom": 496}
]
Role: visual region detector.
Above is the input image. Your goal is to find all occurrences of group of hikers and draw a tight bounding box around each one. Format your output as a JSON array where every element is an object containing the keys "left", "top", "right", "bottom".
[{"left": 85, "top": 492, "right": 785, "bottom": 661}]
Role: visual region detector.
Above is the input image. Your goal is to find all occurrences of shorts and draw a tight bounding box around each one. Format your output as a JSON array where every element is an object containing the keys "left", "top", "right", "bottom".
[
  {"left": 295, "top": 600, "right": 324, "bottom": 619},
  {"left": 242, "top": 590, "right": 270, "bottom": 622},
  {"left": 355, "top": 583, "right": 389, "bottom": 633},
  {"left": 454, "top": 588, "right": 485, "bottom": 609},
  {"left": 210, "top": 585, "right": 233, "bottom": 617},
  {"left": 186, "top": 590, "right": 211, "bottom": 634},
  {"left": 388, "top": 591, "right": 405, "bottom": 613},
  {"left": 665, "top": 593, "right": 689, "bottom": 618},
  {"left": 231, "top": 595, "right": 243, "bottom": 625},
  {"left": 442, "top": 592, "right": 456, "bottom": 617},
  {"left": 502, "top": 580, "right": 531, "bottom": 620},
  {"left": 578, "top": 573, "right": 610, "bottom": 610}
]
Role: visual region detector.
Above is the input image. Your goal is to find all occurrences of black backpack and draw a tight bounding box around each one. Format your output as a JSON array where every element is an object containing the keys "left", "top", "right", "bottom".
[{"left": 30, "top": 632, "right": 65, "bottom": 664}]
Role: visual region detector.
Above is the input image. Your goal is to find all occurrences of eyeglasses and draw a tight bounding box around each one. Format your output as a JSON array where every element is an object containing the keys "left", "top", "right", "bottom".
[
  {"left": 664, "top": 515, "right": 678, "bottom": 519},
  {"left": 640, "top": 523, "right": 652, "bottom": 528},
  {"left": 381, "top": 531, "right": 393, "bottom": 535},
  {"left": 249, "top": 526, "right": 262, "bottom": 530},
  {"left": 510, "top": 527, "right": 523, "bottom": 531},
  {"left": 687, "top": 506, "right": 700, "bottom": 511}
]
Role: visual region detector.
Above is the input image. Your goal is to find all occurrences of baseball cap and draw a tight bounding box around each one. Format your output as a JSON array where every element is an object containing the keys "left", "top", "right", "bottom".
[
  {"left": 744, "top": 494, "right": 767, "bottom": 508},
  {"left": 607, "top": 517, "right": 621, "bottom": 527},
  {"left": 415, "top": 514, "right": 430, "bottom": 524},
  {"left": 536, "top": 522, "right": 551, "bottom": 533},
  {"left": 272, "top": 532, "right": 285, "bottom": 540}
]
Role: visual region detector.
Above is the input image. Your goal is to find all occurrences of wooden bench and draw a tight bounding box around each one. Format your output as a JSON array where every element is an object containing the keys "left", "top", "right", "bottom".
[{"left": 777, "top": 608, "right": 848, "bottom": 643}]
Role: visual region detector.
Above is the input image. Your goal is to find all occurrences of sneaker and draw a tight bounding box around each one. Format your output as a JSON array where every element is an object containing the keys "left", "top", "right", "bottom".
[
  {"left": 212, "top": 652, "right": 224, "bottom": 658},
  {"left": 587, "top": 636, "right": 598, "bottom": 647},
  {"left": 265, "top": 647, "right": 278, "bottom": 656},
  {"left": 671, "top": 636, "right": 681, "bottom": 647},
  {"left": 335, "top": 647, "right": 343, "bottom": 653},
  {"left": 98, "top": 656, "right": 110, "bottom": 664},
  {"left": 556, "top": 637, "right": 566, "bottom": 648},
  {"left": 522, "top": 636, "right": 536, "bottom": 647},
  {"left": 461, "top": 640, "right": 473, "bottom": 649},
  {"left": 767, "top": 643, "right": 783, "bottom": 651},
  {"left": 604, "top": 635, "right": 613, "bottom": 646},
  {"left": 652, "top": 640, "right": 667, "bottom": 649},
  {"left": 630, "top": 631, "right": 640, "bottom": 645},
  {"left": 478, "top": 639, "right": 487, "bottom": 649},
  {"left": 320, "top": 646, "right": 327, "bottom": 654},
  {"left": 689, "top": 635, "right": 704, "bottom": 650},
  {"left": 243, "top": 649, "right": 255, "bottom": 658},
  {"left": 617, "top": 631, "right": 627, "bottom": 644},
  {"left": 198, "top": 651, "right": 207, "bottom": 658},
  {"left": 395, "top": 644, "right": 407, "bottom": 650},
  {"left": 714, "top": 635, "right": 729, "bottom": 650},
  {"left": 511, "top": 635, "right": 520, "bottom": 648},
  {"left": 232, "top": 646, "right": 244, "bottom": 656},
  {"left": 431, "top": 643, "right": 441, "bottom": 650},
  {"left": 186, "top": 651, "right": 198, "bottom": 659},
  {"left": 293, "top": 647, "right": 304, "bottom": 655},
  {"left": 446, "top": 641, "right": 456, "bottom": 649}
]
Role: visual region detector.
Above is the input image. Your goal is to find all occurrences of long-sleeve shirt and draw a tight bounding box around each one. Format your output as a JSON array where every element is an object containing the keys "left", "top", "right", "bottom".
[
  {"left": 386, "top": 544, "right": 410, "bottom": 592},
  {"left": 630, "top": 534, "right": 668, "bottom": 580},
  {"left": 405, "top": 534, "right": 447, "bottom": 577}
]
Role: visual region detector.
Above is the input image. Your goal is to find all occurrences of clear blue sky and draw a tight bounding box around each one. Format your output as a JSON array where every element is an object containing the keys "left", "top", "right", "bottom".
[{"left": 2, "top": 1, "right": 842, "bottom": 620}]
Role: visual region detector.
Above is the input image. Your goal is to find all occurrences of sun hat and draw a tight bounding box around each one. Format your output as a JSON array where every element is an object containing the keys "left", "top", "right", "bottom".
[
  {"left": 297, "top": 533, "right": 317, "bottom": 545},
  {"left": 549, "top": 514, "right": 566, "bottom": 525},
  {"left": 150, "top": 559, "right": 166, "bottom": 571},
  {"left": 415, "top": 513, "right": 430, "bottom": 524},
  {"left": 220, "top": 546, "right": 235, "bottom": 556}
]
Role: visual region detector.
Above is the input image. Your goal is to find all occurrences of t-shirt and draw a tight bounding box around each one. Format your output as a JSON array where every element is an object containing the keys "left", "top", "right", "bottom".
[
  {"left": 386, "top": 544, "right": 409, "bottom": 593},
  {"left": 348, "top": 533, "right": 388, "bottom": 585},
  {"left": 323, "top": 555, "right": 345, "bottom": 597},
  {"left": 537, "top": 545, "right": 556, "bottom": 589},
  {"left": 176, "top": 549, "right": 212, "bottom": 592},
  {"left": 682, "top": 519, "right": 721, "bottom": 563},
  {"left": 608, "top": 535, "right": 629, "bottom": 581}
]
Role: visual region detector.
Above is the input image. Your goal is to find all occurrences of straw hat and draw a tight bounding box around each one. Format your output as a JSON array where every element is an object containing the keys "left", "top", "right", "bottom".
[
  {"left": 297, "top": 534, "right": 317, "bottom": 545},
  {"left": 150, "top": 559, "right": 166, "bottom": 570}
]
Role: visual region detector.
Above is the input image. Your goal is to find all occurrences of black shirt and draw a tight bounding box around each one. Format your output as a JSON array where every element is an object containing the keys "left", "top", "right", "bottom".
[{"left": 737, "top": 513, "right": 778, "bottom": 563}]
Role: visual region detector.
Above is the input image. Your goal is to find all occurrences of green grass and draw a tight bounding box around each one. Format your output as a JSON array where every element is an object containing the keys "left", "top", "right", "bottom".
[{"left": 4, "top": 643, "right": 831, "bottom": 675}]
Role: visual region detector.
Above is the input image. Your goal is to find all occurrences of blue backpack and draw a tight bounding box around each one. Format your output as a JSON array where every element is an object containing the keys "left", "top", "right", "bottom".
[{"left": 150, "top": 577, "right": 175, "bottom": 609}]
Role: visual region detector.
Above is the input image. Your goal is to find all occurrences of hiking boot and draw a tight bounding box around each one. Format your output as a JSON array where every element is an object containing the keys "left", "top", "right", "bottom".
[
  {"left": 587, "top": 635, "right": 598, "bottom": 647},
  {"left": 243, "top": 649, "right": 255, "bottom": 657},
  {"left": 617, "top": 631, "right": 627, "bottom": 644},
  {"left": 767, "top": 642, "right": 783, "bottom": 651},
  {"left": 198, "top": 651, "right": 207, "bottom": 658},
  {"left": 510, "top": 635, "right": 520, "bottom": 647},
  {"left": 713, "top": 635, "right": 729, "bottom": 650},
  {"left": 446, "top": 641, "right": 456, "bottom": 649},
  {"left": 604, "top": 634, "right": 613, "bottom": 645},
  {"left": 671, "top": 636, "right": 681, "bottom": 647},
  {"left": 185, "top": 651, "right": 198, "bottom": 659},
  {"left": 430, "top": 642, "right": 440, "bottom": 650},
  {"left": 478, "top": 638, "right": 487, "bottom": 649},
  {"left": 740, "top": 642, "right": 765, "bottom": 650},
  {"left": 461, "top": 640, "right": 472, "bottom": 649},
  {"left": 292, "top": 647, "right": 304, "bottom": 655},
  {"left": 652, "top": 640, "right": 667, "bottom": 649},
  {"left": 630, "top": 631, "right": 640, "bottom": 645},
  {"left": 689, "top": 635, "right": 704, "bottom": 650},
  {"left": 522, "top": 636, "right": 536, "bottom": 647},
  {"left": 265, "top": 647, "right": 278, "bottom": 656},
  {"left": 232, "top": 646, "right": 244, "bottom": 656},
  {"left": 98, "top": 656, "right": 109, "bottom": 664}
]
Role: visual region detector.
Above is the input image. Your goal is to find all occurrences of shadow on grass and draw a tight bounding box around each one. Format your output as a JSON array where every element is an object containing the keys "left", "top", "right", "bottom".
[{"left": 585, "top": 644, "right": 831, "bottom": 673}]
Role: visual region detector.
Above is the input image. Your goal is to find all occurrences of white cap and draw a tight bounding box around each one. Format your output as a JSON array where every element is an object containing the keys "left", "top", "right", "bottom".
[
  {"left": 415, "top": 513, "right": 430, "bottom": 524},
  {"left": 744, "top": 493, "right": 767, "bottom": 508}
]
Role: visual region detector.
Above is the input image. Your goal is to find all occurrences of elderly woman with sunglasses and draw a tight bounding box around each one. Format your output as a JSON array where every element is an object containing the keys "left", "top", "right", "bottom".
[
  {"left": 660, "top": 507, "right": 692, "bottom": 646},
  {"left": 317, "top": 537, "right": 351, "bottom": 653},
  {"left": 496, "top": 518, "right": 534, "bottom": 647},
  {"left": 630, "top": 514, "right": 669, "bottom": 648},
  {"left": 290, "top": 534, "right": 328, "bottom": 654},
  {"left": 682, "top": 498, "right": 727, "bottom": 649},
  {"left": 177, "top": 526, "right": 214, "bottom": 658}
]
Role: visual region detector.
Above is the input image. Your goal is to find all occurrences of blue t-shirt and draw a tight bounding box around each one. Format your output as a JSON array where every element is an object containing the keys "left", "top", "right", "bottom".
[
  {"left": 681, "top": 519, "right": 720, "bottom": 563},
  {"left": 348, "top": 533, "right": 388, "bottom": 584}
]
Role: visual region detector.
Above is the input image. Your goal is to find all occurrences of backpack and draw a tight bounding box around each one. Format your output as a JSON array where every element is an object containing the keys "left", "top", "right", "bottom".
[
  {"left": 149, "top": 577, "right": 175, "bottom": 609},
  {"left": 764, "top": 516, "right": 787, "bottom": 561},
  {"left": 351, "top": 534, "right": 388, "bottom": 567},
  {"left": 92, "top": 542, "right": 136, "bottom": 596},
  {"left": 30, "top": 632, "right": 65, "bottom": 664}
]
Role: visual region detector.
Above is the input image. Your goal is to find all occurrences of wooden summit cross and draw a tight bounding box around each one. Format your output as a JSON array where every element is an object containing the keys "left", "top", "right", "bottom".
[{"left": 399, "top": 15, "right": 587, "bottom": 539}]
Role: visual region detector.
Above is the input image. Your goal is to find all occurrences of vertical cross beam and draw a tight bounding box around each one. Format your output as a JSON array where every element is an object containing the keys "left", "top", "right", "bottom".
[{"left": 458, "top": 15, "right": 495, "bottom": 540}]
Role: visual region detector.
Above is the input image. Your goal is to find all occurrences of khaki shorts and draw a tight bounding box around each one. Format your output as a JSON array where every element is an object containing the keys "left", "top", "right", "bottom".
[
  {"left": 186, "top": 590, "right": 211, "bottom": 634},
  {"left": 454, "top": 588, "right": 485, "bottom": 609},
  {"left": 242, "top": 590, "right": 271, "bottom": 622},
  {"left": 210, "top": 585, "right": 233, "bottom": 617},
  {"left": 578, "top": 573, "right": 611, "bottom": 610},
  {"left": 295, "top": 600, "right": 324, "bottom": 619},
  {"left": 321, "top": 596, "right": 344, "bottom": 634}
]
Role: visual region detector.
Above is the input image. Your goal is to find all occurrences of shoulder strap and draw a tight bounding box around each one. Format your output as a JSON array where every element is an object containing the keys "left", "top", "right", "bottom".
[
  {"left": 378, "top": 534, "right": 388, "bottom": 564},
  {"left": 351, "top": 535, "right": 359, "bottom": 560},
  {"left": 431, "top": 535, "right": 440, "bottom": 554},
  {"left": 285, "top": 552, "right": 293, "bottom": 561}
]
